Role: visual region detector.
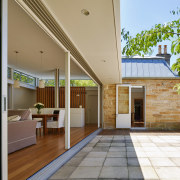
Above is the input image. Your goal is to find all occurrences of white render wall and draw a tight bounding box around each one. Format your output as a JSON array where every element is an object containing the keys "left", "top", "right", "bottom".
[{"left": 85, "top": 87, "right": 98, "bottom": 124}]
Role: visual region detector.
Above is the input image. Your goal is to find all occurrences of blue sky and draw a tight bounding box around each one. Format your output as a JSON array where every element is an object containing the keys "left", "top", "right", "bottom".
[{"left": 120, "top": 0, "right": 180, "bottom": 66}]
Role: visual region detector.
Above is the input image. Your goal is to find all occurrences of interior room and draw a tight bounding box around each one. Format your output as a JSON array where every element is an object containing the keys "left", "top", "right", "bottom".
[
  {"left": 7, "top": 0, "right": 99, "bottom": 179},
  {"left": 131, "top": 86, "right": 145, "bottom": 128}
]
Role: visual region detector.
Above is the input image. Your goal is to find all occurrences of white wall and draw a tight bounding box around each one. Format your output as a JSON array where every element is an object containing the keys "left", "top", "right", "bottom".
[
  {"left": 9, "top": 85, "right": 36, "bottom": 109},
  {"left": 85, "top": 87, "right": 98, "bottom": 124}
]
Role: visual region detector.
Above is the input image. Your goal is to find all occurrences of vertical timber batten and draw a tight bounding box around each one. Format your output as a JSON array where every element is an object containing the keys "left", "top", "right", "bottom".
[{"left": 65, "top": 51, "right": 70, "bottom": 149}]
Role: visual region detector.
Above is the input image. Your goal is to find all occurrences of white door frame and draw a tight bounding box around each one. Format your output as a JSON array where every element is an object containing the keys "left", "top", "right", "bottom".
[
  {"left": 1, "top": 0, "right": 8, "bottom": 179},
  {"left": 65, "top": 51, "right": 70, "bottom": 149},
  {"left": 116, "top": 84, "right": 131, "bottom": 128},
  {"left": 144, "top": 86, "right": 146, "bottom": 128}
]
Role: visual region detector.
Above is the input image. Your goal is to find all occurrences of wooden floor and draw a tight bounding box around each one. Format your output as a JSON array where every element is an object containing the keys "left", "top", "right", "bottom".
[{"left": 8, "top": 125, "right": 98, "bottom": 180}]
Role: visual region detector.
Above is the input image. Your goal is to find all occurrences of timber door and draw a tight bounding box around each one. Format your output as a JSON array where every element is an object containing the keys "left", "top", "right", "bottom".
[{"left": 116, "top": 85, "right": 131, "bottom": 128}]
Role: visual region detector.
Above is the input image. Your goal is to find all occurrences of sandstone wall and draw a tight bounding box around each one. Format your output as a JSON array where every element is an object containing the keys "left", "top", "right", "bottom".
[{"left": 103, "top": 79, "right": 180, "bottom": 130}]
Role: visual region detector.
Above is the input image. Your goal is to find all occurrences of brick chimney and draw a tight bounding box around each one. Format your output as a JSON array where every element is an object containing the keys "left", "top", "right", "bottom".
[
  {"left": 156, "top": 45, "right": 171, "bottom": 65},
  {"left": 158, "top": 45, "right": 162, "bottom": 54},
  {"left": 164, "top": 45, "right": 167, "bottom": 54}
]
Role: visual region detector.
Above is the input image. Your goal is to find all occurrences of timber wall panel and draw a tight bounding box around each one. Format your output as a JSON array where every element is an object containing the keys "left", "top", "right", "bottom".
[
  {"left": 36, "top": 87, "right": 86, "bottom": 108},
  {"left": 36, "top": 87, "right": 55, "bottom": 108}
]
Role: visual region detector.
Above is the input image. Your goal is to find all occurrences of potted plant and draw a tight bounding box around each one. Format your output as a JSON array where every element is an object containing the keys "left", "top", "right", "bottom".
[{"left": 34, "top": 102, "right": 44, "bottom": 114}]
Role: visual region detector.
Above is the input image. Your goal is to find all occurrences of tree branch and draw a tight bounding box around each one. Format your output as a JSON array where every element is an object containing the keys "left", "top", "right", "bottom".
[{"left": 147, "top": 31, "right": 180, "bottom": 36}]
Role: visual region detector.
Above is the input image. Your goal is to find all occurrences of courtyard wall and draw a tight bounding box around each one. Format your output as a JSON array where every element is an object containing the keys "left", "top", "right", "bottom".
[{"left": 103, "top": 79, "right": 180, "bottom": 130}]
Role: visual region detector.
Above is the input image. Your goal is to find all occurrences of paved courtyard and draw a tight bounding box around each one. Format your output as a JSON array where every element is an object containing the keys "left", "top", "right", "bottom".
[{"left": 49, "top": 134, "right": 180, "bottom": 180}]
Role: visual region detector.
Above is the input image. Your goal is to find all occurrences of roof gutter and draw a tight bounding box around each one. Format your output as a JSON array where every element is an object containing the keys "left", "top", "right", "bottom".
[{"left": 123, "top": 77, "right": 180, "bottom": 80}]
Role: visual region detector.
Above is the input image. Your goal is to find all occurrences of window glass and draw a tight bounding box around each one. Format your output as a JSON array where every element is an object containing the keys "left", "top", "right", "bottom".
[
  {"left": 8, "top": 67, "right": 12, "bottom": 79},
  {"left": 13, "top": 70, "right": 36, "bottom": 86},
  {"left": 118, "top": 86, "right": 129, "bottom": 114},
  {"left": 44, "top": 79, "right": 97, "bottom": 87}
]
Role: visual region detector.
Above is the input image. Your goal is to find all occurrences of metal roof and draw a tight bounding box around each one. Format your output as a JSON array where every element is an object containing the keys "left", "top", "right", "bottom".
[{"left": 122, "top": 58, "right": 177, "bottom": 78}]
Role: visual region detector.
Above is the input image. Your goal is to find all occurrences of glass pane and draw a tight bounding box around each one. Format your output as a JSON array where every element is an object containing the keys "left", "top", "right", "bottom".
[
  {"left": 13, "top": 71, "right": 21, "bottom": 80},
  {"left": 13, "top": 70, "right": 36, "bottom": 86},
  {"left": 118, "top": 86, "right": 129, "bottom": 114},
  {"left": 8, "top": 67, "right": 12, "bottom": 79}
]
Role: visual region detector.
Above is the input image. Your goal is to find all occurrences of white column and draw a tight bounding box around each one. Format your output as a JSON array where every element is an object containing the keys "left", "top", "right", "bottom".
[
  {"left": 98, "top": 85, "right": 101, "bottom": 128},
  {"left": 1, "top": 0, "right": 8, "bottom": 179},
  {"left": 55, "top": 68, "right": 59, "bottom": 108},
  {"left": 65, "top": 51, "right": 70, "bottom": 149}
]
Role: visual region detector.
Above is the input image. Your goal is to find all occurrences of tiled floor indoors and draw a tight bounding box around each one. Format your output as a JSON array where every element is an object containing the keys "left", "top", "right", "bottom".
[{"left": 49, "top": 134, "right": 180, "bottom": 180}]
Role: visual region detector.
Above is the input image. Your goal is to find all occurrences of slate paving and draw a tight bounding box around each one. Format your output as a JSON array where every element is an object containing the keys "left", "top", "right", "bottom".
[{"left": 49, "top": 134, "right": 180, "bottom": 180}]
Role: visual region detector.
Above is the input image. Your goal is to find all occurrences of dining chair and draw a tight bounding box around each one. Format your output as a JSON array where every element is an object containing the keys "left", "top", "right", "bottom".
[
  {"left": 46, "top": 109, "right": 59, "bottom": 122},
  {"left": 47, "top": 110, "right": 65, "bottom": 134},
  {"left": 35, "top": 119, "right": 43, "bottom": 136},
  {"left": 53, "top": 110, "right": 60, "bottom": 120}
]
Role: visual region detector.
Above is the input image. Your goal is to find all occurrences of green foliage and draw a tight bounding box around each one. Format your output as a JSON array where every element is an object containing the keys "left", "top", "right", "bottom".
[
  {"left": 169, "top": 8, "right": 180, "bottom": 94},
  {"left": 121, "top": 8, "right": 180, "bottom": 57},
  {"left": 44, "top": 79, "right": 97, "bottom": 87},
  {"left": 121, "top": 8, "right": 180, "bottom": 94},
  {"left": 13, "top": 70, "right": 35, "bottom": 86},
  {"left": 171, "top": 58, "right": 180, "bottom": 76},
  {"left": 13, "top": 71, "right": 21, "bottom": 81},
  {"left": 69, "top": 80, "right": 97, "bottom": 87},
  {"left": 170, "top": 7, "right": 180, "bottom": 15},
  {"left": 8, "top": 67, "right": 12, "bottom": 79},
  {"left": 121, "top": 7, "right": 180, "bottom": 94},
  {"left": 44, "top": 79, "right": 55, "bottom": 86},
  {"left": 173, "top": 83, "right": 180, "bottom": 94},
  {"left": 34, "top": 102, "right": 44, "bottom": 110}
]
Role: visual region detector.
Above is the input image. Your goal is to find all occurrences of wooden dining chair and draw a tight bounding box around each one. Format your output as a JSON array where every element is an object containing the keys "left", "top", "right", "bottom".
[{"left": 47, "top": 110, "right": 65, "bottom": 134}]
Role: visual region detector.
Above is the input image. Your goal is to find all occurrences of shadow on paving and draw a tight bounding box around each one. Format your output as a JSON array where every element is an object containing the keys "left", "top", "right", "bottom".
[
  {"left": 49, "top": 134, "right": 148, "bottom": 180},
  {"left": 49, "top": 130, "right": 180, "bottom": 179}
]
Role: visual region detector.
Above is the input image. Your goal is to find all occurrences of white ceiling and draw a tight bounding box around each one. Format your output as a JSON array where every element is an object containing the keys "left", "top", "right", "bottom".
[
  {"left": 43, "top": 0, "right": 121, "bottom": 84},
  {"left": 9, "top": 0, "right": 121, "bottom": 84},
  {"left": 8, "top": 0, "right": 90, "bottom": 80}
]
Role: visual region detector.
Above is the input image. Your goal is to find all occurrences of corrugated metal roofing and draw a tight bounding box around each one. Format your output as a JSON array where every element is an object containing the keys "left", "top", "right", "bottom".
[{"left": 122, "top": 58, "right": 177, "bottom": 78}]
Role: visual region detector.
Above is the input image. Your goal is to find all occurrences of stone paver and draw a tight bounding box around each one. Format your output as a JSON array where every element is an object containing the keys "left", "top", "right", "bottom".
[
  {"left": 70, "top": 166, "right": 101, "bottom": 179},
  {"left": 104, "top": 157, "right": 127, "bottom": 166},
  {"left": 79, "top": 157, "right": 105, "bottom": 166},
  {"left": 150, "top": 158, "right": 176, "bottom": 167},
  {"left": 49, "top": 134, "right": 180, "bottom": 180},
  {"left": 170, "top": 157, "right": 180, "bottom": 166},
  {"left": 86, "top": 152, "right": 107, "bottom": 158},
  {"left": 99, "top": 167, "right": 128, "bottom": 179},
  {"left": 107, "top": 151, "right": 126, "bottom": 157}
]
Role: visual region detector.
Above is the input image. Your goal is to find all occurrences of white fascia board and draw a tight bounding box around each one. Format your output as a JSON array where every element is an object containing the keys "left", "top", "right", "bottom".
[{"left": 112, "top": 0, "right": 122, "bottom": 83}]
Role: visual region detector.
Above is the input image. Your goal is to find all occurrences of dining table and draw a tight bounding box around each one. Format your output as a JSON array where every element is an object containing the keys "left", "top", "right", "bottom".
[{"left": 32, "top": 114, "right": 59, "bottom": 135}]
